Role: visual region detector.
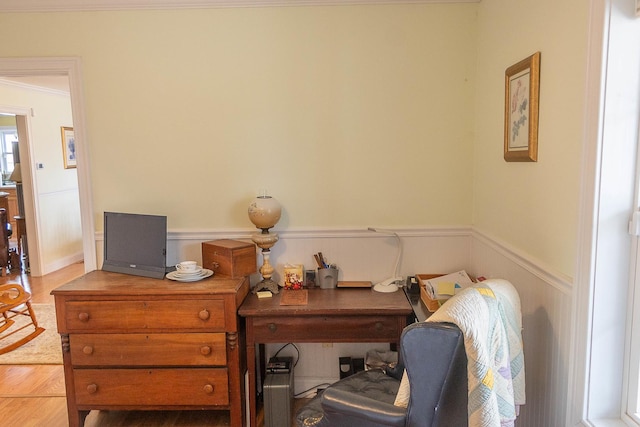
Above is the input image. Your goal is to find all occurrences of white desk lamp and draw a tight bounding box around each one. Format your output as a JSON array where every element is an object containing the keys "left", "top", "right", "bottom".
[{"left": 368, "top": 227, "right": 404, "bottom": 293}]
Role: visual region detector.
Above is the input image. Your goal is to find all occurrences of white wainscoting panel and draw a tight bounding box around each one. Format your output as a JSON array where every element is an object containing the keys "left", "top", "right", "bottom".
[
  {"left": 38, "top": 188, "right": 84, "bottom": 275},
  {"left": 470, "top": 230, "right": 573, "bottom": 427},
  {"left": 95, "top": 226, "right": 474, "bottom": 284}
]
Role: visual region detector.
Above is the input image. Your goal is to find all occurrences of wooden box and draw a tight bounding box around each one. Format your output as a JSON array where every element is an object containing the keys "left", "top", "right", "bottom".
[
  {"left": 416, "top": 274, "right": 446, "bottom": 313},
  {"left": 202, "top": 239, "right": 257, "bottom": 278},
  {"left": 416, "top": 273, "right": 476, "bottom": 313}
]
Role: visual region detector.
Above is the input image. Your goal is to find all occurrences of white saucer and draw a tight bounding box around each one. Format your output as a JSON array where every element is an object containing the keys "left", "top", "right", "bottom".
[
  {"left": 173, "top": 268, "right": 205, "bottom": 277},
  {"left": 167, "top": 269, "right": 213, "bottom": 282}
]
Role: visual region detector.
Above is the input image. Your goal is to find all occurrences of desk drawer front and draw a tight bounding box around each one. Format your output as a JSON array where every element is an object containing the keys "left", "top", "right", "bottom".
[
  {"left": 252, "top": 315, "right": 403, "bottom": 342},
  {"left": 74, "top": 368, "right": 229, "bottom": 406},
  {"left": 70, "top": 333, "right": 227, "bottom": 366},
  {"left": 64, "top": 300, "right": 226, "bottom": 331}
]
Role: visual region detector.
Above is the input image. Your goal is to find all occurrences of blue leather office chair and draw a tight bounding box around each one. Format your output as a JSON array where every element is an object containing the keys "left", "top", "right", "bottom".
[{"left": 296, "top": 322, "right": 468, "bottom": 427}]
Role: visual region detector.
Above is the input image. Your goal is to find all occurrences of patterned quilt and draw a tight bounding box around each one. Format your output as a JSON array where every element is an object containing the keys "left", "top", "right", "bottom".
[{"left": 427, "top": 279, "right": 526, "bottom": 427}]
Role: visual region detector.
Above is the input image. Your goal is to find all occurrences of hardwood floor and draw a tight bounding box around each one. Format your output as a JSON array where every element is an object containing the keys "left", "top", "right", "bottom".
[
  {"left": 0, "top": 263, "right": 303, "bottom": 426},
  {"left": 1, "top": 262, "right": 83, "bottom": 427}
]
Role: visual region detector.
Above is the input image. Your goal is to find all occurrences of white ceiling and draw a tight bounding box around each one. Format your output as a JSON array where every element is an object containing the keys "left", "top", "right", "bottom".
[{"left": 0, "top": 0, "right": 478, "bottom": 12}]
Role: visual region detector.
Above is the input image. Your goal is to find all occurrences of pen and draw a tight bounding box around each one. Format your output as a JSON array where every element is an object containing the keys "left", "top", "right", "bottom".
[{"left": 318, "top": 252, "right": 328, "bottom": 268}]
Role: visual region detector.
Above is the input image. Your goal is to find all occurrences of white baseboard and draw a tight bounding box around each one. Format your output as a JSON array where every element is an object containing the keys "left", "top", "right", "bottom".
[{"left": 43, "top": 251, "right": 83, "bottom": 275}]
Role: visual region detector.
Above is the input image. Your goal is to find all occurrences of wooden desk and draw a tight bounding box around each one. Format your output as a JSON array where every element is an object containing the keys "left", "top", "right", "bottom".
[
  {"left": 238, "top": 288, "right": 413, "bottom": 427},
  {"left": 52, "top": 270, "right": 249, "bottom": 427}
]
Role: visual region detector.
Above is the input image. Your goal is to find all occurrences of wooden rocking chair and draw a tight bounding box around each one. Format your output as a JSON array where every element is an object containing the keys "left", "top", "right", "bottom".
[{"left": 0, "top": 283, "right": 45, "bottom": 355}]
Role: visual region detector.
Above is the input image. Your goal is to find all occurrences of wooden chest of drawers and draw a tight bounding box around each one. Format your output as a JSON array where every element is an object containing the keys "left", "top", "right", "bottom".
[{"left": 52, "top": 270, "right": 249, "bottom": 427}]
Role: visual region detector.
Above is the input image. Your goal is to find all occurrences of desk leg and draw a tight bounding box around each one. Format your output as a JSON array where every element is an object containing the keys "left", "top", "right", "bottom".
[{"left": 247, "top": 340, "right": 257, "bottom": 427}]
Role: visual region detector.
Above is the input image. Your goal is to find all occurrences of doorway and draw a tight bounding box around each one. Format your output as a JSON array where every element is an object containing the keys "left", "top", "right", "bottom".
[{"left": 0, "top": 57, "right": 96, "bottom": 275}]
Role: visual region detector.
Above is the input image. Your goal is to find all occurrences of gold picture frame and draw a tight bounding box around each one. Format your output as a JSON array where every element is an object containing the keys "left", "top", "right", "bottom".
[
  {"left": 504, "top": 52, "right": 540, "bottom": 162},
  {"left": 60, "top": 126, "right": 76, "bottom": 169}
]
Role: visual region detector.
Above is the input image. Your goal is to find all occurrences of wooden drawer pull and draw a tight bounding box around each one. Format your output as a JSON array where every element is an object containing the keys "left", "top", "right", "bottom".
[
  {"left": 268, "top": 323, "right": 277, "bottom": 332},
  {"left": 375, "top": 322, "right": 383, "bottom": 331},
  {"left": 198, "top": 309, "right": 210, "bottom": 321},
  {"left": 200, "top": 346, "right": 212, "bottom": 355},
  {"left": 87, "top": 383, "right": 98, "bottom": 394},
  {"left": 203, "top": 384, "right": 214, "bottom": 394},
  {"left": 78, "top": 312, "right": 90, "bottom": 322},
  {"left": 82, "top": 346, "right": 94, "bottom": 355}
]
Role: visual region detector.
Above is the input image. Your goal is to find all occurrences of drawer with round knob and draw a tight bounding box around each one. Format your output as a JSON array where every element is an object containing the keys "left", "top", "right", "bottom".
[
  {"left": 69, "top": 333, "right": 227, "bottom": 366},
  {"left": 73, "top": 368, "right": 229, "bottom": 406},
  {"left": 62, "top": 300, "right": 226, "bottom": 332}
]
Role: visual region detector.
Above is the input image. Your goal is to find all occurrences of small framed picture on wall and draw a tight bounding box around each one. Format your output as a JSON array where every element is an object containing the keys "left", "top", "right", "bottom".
[
  {"left": 61, "top": 126, "right": 76, "bottom": 169},
  {"left": 504, "top": 52, "right": 541, "bottom": 162}
]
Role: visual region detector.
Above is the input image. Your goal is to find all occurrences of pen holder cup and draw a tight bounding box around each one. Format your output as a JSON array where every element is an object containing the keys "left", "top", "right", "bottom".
[{"left": 317, "top": 268, "right": 339, "bottom": 289}]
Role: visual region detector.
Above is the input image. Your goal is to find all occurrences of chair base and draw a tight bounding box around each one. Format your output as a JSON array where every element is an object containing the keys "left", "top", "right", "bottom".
[
  {"left": 0, "top": 284, "right": 45, "bottom": 355},
  {"left": 0, "top": 324, "right": 45, "bottom": 355}
]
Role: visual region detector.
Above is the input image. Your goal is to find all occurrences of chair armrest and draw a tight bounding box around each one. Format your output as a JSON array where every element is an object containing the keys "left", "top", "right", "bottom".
[
  {"left": 321, "top": 387, "right": 406, "bottom": 427},
  {"left": 385, "top": 361, "right": 404, "bottom": 381}
]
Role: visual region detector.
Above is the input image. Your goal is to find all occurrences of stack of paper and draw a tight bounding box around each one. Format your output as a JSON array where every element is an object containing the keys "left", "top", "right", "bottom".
[{"left": 424, "top": 270, "right": 474, "bottom": 300}]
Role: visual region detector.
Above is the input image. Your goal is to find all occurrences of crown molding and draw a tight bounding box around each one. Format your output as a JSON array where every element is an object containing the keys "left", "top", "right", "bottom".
[
  {"left": 0, "top": 0, "right": 479, "bottom": 13},
  {"left": 0, "top": 78, "right": 70, "bottom": 96}
]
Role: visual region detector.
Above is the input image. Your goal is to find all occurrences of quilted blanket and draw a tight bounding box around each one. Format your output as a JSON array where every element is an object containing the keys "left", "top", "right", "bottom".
[{"left": 427, "top": 279, "right": 526, "bottom": 427}]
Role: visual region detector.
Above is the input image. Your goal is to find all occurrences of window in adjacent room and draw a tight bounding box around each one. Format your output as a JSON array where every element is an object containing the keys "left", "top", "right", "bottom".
[{"left": 0, "top": 126, "right": 16, "bottom": 183}]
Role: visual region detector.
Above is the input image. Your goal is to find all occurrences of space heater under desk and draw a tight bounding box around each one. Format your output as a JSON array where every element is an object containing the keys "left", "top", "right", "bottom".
[{"left": 263, "top": 357, "right": 294, "bottom": 427}]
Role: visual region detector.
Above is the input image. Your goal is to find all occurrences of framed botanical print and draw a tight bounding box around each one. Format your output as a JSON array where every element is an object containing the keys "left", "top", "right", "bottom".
[
  {"left": 504, "top": 52, "right": 541, "bottom": 162},
  {"left": 61, "top": 126, "right": 76, "bottom": 169}
]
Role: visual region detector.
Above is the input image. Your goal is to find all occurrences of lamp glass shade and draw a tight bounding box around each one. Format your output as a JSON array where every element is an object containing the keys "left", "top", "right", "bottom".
[
  {"left": 248, "top": 195, "right": 281, "bottom": 230},
  {"left": 9, "top": 163, "right": 21, "bottom": 183}
]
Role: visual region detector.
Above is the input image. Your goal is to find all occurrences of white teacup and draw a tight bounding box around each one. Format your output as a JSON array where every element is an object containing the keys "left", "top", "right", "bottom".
[{"left": 176, "top": 261, "right": 198, "bottom": 272}]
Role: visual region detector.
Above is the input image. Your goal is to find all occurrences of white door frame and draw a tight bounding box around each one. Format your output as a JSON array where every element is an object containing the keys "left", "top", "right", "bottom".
[{"left": 0, "top": 57, "right": 96, "bottom": 274}]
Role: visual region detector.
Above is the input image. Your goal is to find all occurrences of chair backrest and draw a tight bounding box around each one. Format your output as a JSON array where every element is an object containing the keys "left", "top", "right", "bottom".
[{"left": 401, "top": 322, "right": 468, "bottom": 427}]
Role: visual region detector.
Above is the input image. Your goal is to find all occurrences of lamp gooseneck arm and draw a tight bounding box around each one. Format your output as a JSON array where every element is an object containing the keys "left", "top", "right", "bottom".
[{"left": 368, "top": 227, "right": 404, "bottom": 292}]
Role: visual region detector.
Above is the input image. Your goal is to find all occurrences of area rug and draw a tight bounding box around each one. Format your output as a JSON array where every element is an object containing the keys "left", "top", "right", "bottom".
[{"left": 0, "top": 304, "right": 62, "bottom": 364}]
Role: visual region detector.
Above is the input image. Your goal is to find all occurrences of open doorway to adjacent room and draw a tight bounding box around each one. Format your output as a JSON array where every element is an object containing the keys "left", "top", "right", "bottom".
[{"left": 0, "top": 58, "right": 96, "bottom": 276}]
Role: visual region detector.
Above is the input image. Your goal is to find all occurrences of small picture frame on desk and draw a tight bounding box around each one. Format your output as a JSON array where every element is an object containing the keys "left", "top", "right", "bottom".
[
  {"left": 305, "top": 270, "right": 316, "bottom": 288},
  {"left": 283, "top": 264, "right": 304, "bottom": 290}
]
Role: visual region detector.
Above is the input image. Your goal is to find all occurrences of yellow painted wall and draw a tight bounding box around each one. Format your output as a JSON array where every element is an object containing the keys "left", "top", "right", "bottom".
[
  {"left": 0, "top": 0, "right": 590, "bottom": 278},
  {"left": 0, "top": 4, "right": 477, "bottom": 230},
  {"left": 473, "top": 0, "right": 589, "bottom": 277},
  {"left": 0, "top": 115, "right": 16, "bottom": 127}
]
